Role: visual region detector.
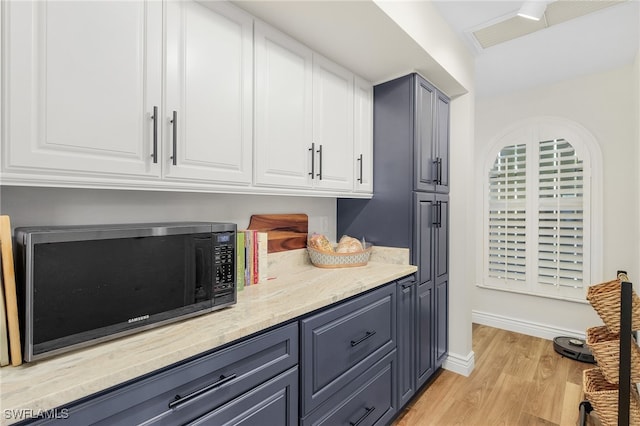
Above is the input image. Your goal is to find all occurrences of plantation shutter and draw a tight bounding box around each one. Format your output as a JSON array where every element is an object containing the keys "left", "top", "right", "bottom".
[
  {"left": 537, "top": 138, "right": 584, "bottom": 288},
  {"left": 487, "top": 144, "right": 527, "bottom": 282}
]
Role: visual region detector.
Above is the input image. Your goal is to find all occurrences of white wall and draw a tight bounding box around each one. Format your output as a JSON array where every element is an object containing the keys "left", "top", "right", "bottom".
[
  {"left": 474, "top": 64, "right": 639, "bottom": 337},
  {"left": 0, "top": 186, "right": 337, "bottom": 237}
]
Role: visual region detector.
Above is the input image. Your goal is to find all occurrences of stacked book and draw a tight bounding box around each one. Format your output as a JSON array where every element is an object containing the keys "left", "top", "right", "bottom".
[{"left": 236, "top": 230, "right": 268, "bottom": 291}]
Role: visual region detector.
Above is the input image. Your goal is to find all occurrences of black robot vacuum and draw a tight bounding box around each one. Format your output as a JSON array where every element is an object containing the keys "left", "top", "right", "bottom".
[{"left": 553, "top": 336, "right": 596, "bottom": 363}]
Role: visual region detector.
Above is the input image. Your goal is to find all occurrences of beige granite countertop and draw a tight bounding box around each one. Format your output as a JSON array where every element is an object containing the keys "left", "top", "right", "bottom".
[{"left": 0, "top": 247, "right": 416, "bottom": 424}]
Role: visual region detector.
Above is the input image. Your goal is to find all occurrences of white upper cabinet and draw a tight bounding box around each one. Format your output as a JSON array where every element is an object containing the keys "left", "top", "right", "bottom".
[
  {"left": 253, "top": 22, "right": 360, "bottom": 194},
  {"left": 311, "top": 55, "right": 354, "bottom": 192},
  {"left": 164, "top": 1, "right": 253, "bottom": 185},
  {"left": 253, "top": 21, "right": 313, "bottom": 189},
  {"left": 353, "top": 77, "right": 373, "bottom": 194},
  {"left": 1, "top": 1, "right": 373, "bottom": 197},
  {"left": 3, "top": 1, "right": 162, "bottom": 180}
]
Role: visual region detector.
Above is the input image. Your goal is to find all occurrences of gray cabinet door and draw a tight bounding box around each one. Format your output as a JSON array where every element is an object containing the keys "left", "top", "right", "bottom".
[
  {"left": 415, "top": 193, "right": 435, "bottom": 389},
  {"left": 416, "top": 280, "right": 434, "bottom": 389},
  {"left": 435, "top": 195, "right": 449, "bottom": 367},
  {"left": 415, "top": 193, "right": 435, "bottom": 290},
  {"left": 435, "top": 93, "right": 450, "bottom": 193},
  {"left": 414, "top": 76, "right": 436, "bottom": 193},
  {"left": 301, "top": 350, "right": 397, "bottom": 426},
  {"left": 396, "top": 276, "right": 416, "bottom": 408},
  {"left": 186, "top": 367, "right": 298, "bottom": 426}
]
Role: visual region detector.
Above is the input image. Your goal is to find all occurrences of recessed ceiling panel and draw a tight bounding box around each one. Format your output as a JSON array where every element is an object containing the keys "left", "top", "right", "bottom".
[
  {"left": 473, "top": 16, "right": 546, "bottom": 48},
  {"left": 470, "top": 0, "right": 627, "bottom": 50},
  {"left": 545, "top": 0, "right": 625, "bottom": 26}
]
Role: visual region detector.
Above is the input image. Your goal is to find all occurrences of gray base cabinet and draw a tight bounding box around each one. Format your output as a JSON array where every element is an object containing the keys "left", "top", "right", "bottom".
[
  {"left": 21, "top": 279, "right": 414, "bottom": 426},
  {"left": 396, "top": 275, "right": 416, "bottom": 408},
  {"left": 26, "top": 323, "right": 299, "bottom": 425},
  {"left": 300, "top": 284, "right": 396, "bottom": 418}
]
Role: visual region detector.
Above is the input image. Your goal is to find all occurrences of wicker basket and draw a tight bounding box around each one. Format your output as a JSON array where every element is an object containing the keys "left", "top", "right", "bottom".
[
  {"left": 586, "top": 325, "right": 640, "bottom": 384},
  {"left": 583, "top": 368, "right": 640, "bottom": 426},
  {"left": 587, "top": 279, "right": 640, "bottom": 333},
  {"left": 307, "top": 244, "right": 372, "bottom": 268}
]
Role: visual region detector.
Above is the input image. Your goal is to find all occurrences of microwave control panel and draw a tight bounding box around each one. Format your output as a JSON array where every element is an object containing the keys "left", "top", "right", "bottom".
[{"left": 213, "top": 232, "right": 235, "bottom": 295}]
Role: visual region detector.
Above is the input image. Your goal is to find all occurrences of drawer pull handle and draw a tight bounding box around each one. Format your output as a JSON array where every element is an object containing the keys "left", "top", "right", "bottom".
[
  {"left": 350, "top": 406, "right": 375, "bottom": 426},
  {"left": 350, "top": 330, "right": 376, "bottom": 347},
  {"left": 168, "top": 373, "right": 237, "bottom": 410}
]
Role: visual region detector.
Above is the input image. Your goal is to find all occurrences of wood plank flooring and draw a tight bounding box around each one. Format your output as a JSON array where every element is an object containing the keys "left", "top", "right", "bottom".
[{"left": 393, "top": 324, "right": 596, "bottom": 426}]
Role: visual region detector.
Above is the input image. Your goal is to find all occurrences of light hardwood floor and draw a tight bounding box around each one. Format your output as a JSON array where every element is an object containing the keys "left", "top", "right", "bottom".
[{"left": 393, "top": 324, "right": 596, "bottom": 426}]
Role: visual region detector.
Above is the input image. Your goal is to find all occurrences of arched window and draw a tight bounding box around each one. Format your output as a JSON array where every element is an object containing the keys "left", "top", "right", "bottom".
[{"left": 481, "top": 118, "right": 602, "bottom": 302}]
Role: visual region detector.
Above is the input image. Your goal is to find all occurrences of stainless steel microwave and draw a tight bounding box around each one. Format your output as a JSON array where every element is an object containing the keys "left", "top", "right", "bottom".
[{"left": 14, "top": 222, "right": 236, "bottom": 362}]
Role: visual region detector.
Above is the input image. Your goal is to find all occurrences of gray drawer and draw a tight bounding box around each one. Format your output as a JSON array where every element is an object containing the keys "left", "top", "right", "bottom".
[
  {"left": 187, "top": 367, "right": 298, "bottom": 426},
  {"left": 301, "top": 284, "right": 396, "bottom": 415},
  {"left": 29, "top": 322, "right": 298, "bottom": 425},
  {"left": 302, "top": 350, "right": 396, "bottom": 426}
]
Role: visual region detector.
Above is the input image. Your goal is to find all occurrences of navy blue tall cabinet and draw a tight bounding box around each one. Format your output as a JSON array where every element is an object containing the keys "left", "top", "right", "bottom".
[{"left": 337, "top": 73, "right": 450, "bottom": 409}]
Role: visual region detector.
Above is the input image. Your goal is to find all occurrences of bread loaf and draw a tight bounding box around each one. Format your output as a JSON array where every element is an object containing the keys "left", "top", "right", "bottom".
[
  {"left": 336, "top": 235, "right": 364, "bottom": 253},
  {"left": 308, "top": 234, "right": 334, "bottom": 253}
]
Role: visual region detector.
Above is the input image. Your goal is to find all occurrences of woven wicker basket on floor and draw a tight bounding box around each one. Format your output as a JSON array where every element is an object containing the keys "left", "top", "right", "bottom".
[
  {"left": 587, "top": 279, "right": 640, "bottom": 333},
  {"left": 583, "top": 368, "right": 640, "bottom": 426},
  {"left": 586, "top": 325, "right": 640, "bottom": 384}
]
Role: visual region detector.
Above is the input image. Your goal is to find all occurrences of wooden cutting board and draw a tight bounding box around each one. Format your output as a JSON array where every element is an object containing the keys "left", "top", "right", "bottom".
[
  {"left": 0, "top": 252, "right": 9, "bottom": 366},
  {"left": 0, "top": 215, "right": 22, "bottom": 366},
  {"left": 247, "top": 214, "right": 308, "bottom": 253}
]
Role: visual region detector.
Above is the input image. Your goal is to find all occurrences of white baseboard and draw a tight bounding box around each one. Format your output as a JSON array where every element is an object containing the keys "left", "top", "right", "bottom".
[
  {"left": 472, "top": 310, "right": 586, "bottom": 340},
  {"left": 443, "top": 350, "right": 475, "bottom": 377}
]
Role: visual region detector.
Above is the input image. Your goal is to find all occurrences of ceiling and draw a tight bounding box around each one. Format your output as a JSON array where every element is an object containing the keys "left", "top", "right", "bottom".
[
  {"left": 233, "top": 0, "right": 469, "bottom": 96},
  {"left": 433, "top": 0, "right": 640, "bottom": 98}
]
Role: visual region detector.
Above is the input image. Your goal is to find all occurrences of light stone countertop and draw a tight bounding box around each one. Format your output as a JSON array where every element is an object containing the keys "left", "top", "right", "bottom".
[{"left": 0, "top": 247, "right": 416, "bottom": 424}]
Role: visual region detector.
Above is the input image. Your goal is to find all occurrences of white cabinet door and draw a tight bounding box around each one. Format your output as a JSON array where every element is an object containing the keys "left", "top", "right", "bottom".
[
  {"left": 312, "top": 55, "right": 354, "bottom": 192},
  {"left": 3, "top": 1, "right": 162, "bottom": 179},
  {"left": 254, "top": 22, "right": 313, "bottom": 189},
  {"left": 164, "top": 1, "right": 252, "bottom": 184},
  {"left": 353, "top": 77, "right": 373, "bottom": 194}
]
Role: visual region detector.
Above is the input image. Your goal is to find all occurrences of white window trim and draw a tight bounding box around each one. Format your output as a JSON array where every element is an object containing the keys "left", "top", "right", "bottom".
[{"left": 477, "top": 117, "right": 603, "bottom": 303}]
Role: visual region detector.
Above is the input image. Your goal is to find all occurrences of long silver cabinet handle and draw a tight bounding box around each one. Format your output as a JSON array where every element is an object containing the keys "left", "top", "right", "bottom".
[
  {"left": 316, "top": 144, "right": 323, "bottom": 180},
  {"left": 357, "top": 154, "right": 363, "bottom": 184},
  {"left": 170, "top": 111, "right": 177, "bottom": 166},
  {"left": 309, "top": 143, "right": 315, "bottom": 179},
  {"left": 151, "top": 106, "right": 158, "bottom": 164},
  {"left": 168, "top": 373, "right": 237, "bottom": 410}
]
